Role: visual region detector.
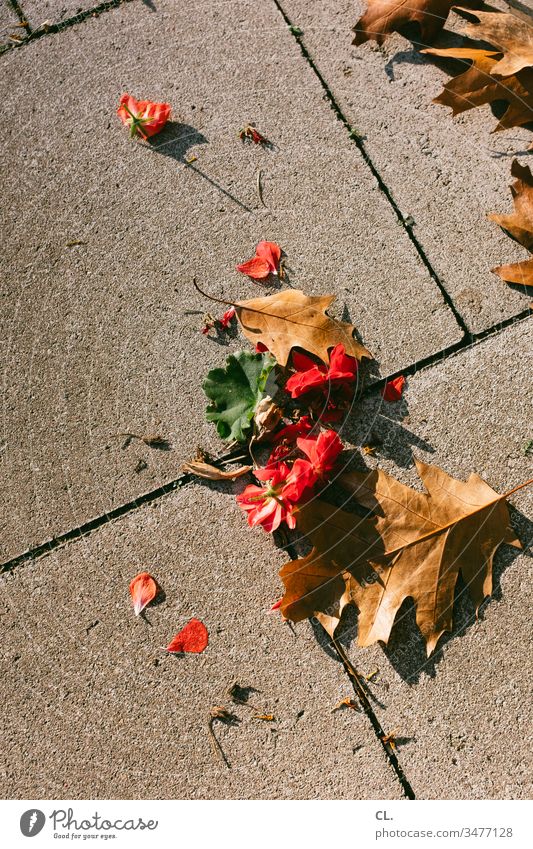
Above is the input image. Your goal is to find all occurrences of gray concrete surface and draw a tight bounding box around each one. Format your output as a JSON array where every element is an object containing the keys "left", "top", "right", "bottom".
[
  {"left": 0, "top": 483, "right": 403, "bottom": 799},
  {"left": 1, "top": 0, "right": 460, "bottom": 562},
  {"left": 281, "top": 0, "right": 533, "bottom": 331},
  {"left": 334, "top": 319, "right": 533, "bottom": 799},
  {"left": 0, "top": 1, "right": 22, "bottom": 48}
]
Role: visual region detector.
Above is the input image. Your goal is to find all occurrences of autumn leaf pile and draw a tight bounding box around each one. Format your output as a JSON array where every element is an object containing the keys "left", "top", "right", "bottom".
[
  {"left": 354, "top": 1, "right": 533, "bottom": 289},
  {"left": 193, "top": 246, "right": 529, "bottom": 657}
]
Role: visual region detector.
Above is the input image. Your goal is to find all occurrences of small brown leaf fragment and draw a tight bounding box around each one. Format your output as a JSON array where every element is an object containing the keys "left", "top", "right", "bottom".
[
  {"left": 235, "top": 289, "right": 372, "bottom": 367},
  {"left": 181, "top": 460, "right": 252, "bottom": 480},
  {"left": 253, "top": 714, "right": 275, "bottom": 721},
  {"left": 118, "top": 432, "right": 171, "bottom": 449},
  {"left": 362, "top": 444, "right": 377, "bottom": 456},
  {"left": 66, "top": 239, "right": 87, "bottom": 247},
  {"left": 381, "top": 730, "right": 399, "bottom": 750},
  {"left": 488, "top": 160, "right": 533, "bottom": 289},
  {"left": 332, "top": 697, "right": 360, "bottom": 712}
]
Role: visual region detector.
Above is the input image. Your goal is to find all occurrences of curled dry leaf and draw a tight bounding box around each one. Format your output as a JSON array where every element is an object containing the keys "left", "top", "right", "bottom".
[
  {"left": 332, "top": 697, "right": 360, "bottom": 712},
  {"left": 352, "top": 0, "right": 480, "bottom": 46},
  {"left": 181, "top": 460, "right": 252, "bottom": 480},
  {"left": 235, "top": 290, "right": 372, "bottom": 367},
  {"left": 453, "top": 6, "right": 533, "bottom": 78},
  {"left": 253, "top": 395, "right": 284, "bottom": 442},
  {"left": 488, "top": 159, "right": 533, "bottom": 288},
  {"left": 166, "top": 618, "right": 209, "bottom": 653},
  {"left": 129, "top": 571, "right": 158, "bottom": 616},
  {"left": 279, "top": 460, "right": 527, "bottom": 656},
  {"left": 423, "top": 45, "right": 533, "bottom": 135}
]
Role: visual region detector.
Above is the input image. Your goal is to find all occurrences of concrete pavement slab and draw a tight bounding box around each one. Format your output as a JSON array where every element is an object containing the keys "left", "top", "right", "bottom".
[
  {"left": 1, "top": 0, "right": 460, "bottom": 562},
  {"left": 0, "top": 483, "right": 404, "bottom": 799},
  {"left": 18, "top": 0, "right": 131, "bottom": 30},
  {"left": 280, "top": 0, "right": 533, "bottom": 331},
  {"left": 331, "top": 319, "right": 533, "bottom": 798}
]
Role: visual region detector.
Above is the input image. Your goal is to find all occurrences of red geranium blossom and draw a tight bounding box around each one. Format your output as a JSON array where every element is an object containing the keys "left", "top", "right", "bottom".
[
  {"left": 283, "top": 430, "right": 344, "bottom": 502},
  {"left": 285, "top": 344, "right": 358, "bottom": 399},
  {"left": 236, "top": 462, "right": 297, "bottom": 532},
  {"left": 382, "top": 375, "right": 405, "bottom": 402},
  {"left": 218, "top": 306, "right": 236, "bottom": 329},
  {"left": 273, "top": 415, "right": 313, "bottom": 444},
  {"left": 236, "top": 241, "right": 281, "bottom": 280},
  {"left": 117, "top": 93, "right": 171, "bottom": 140},
  {"left": 297, "top": 429, "right": 343, "bottom": 479}
]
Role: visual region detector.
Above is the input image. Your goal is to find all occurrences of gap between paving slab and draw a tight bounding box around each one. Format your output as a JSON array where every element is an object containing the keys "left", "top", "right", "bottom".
[
  {"left": 0, "top": 482, "right": 405, "bottom": 799},
  {"left": 276, "top": 0, "right": 533, "bottom": 332},
  {"left": 1, "top": 0, "right": 462, "bottom": 562}
]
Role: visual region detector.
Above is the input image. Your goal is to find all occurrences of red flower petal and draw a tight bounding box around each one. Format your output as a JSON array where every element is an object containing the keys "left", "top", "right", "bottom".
[
  {"left": 117, "top": 94, "right": 170, "bottom": 140},
  {"left": 166, "top": 618, "right": 209, "bottom": 654},
  {"left": 255, "top": 342, "right": 269, "bottom": 353},
  {"left": 255, "top": 241, "right": 281, "bottom": 273},
  {"left": 236, "top": 256, "right": 272, "bottom": 280},
  {"left": 129, "top": 571, "right": 158, "bottom": 616},
  {"left": 382, "top": 375, "right": 405, "bottom": 403},
  {"left": 270, "top": 599, "right": 282, "bottom": 611}
]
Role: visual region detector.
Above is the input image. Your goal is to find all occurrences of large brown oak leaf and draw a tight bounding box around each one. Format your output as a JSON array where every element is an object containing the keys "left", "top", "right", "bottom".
[
  {"left": 279, "top": 460, "right": 523, "bottom": 656},
  {"left": 235, "top": 290, "right": 372, "bottom": 367}
]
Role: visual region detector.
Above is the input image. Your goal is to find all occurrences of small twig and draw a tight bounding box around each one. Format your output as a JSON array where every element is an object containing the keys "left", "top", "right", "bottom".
[{"left": 257, "top": 169, "right": 267, "bottom": 208}]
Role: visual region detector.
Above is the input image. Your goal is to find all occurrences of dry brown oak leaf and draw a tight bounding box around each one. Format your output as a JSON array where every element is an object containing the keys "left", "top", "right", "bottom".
[
  {"left": 352, "top": 0, "right": 481, "bottom": 46},
  {"left": 453, "top": 6, "right": 533, "bottom": 78},
  {"left": 279, "top": 460, "right": 524, "bottom": 656},
  {"left": 488, "top": 158, "right": 533, "bottom": 287},
  {"left": 234, "top": 290, "right": 372, "bottom": 367},
  {"left": 423, "top": 44, "right": 533, "bottom": 133}
]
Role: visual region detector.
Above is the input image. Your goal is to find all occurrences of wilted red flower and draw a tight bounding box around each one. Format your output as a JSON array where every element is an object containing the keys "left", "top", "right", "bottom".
[
  {"left": 273, "top": 415, "right": 313, "bottom": 444},
  {"left": 382, "top": 375, "right": 405, "bottom": 402},
  {"left": 236, "top": 241, "right": 281, "bottom": 280},
  {"left": 117, "top": 93, "right": 171, "bottom": 140},
  {"left": 239, "top": 124, "right": 269, "bottom": 145},
  {"left": 286, "top": 344, "right": 358, "bottom": 399},
  {"left": 237, "top": 462, "right": 297, "bottom": 532}
]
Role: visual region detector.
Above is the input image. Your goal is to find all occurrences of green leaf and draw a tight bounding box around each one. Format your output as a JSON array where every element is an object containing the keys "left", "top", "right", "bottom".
[{"left": 203, "top": 350, "right": 276, "bottom": 443}]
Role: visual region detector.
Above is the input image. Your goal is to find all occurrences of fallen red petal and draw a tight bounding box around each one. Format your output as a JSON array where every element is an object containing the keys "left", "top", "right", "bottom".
[
  {"left": 382, "top": 375, "right": 405, "bottom": 403},
  {"left": 270, "top": 599, "right": 282, "bottom": 611},
  {"left": 129, "top": 571, "right": 158, "bottom": 616},
  {"left": 166, "top": 618, "right": 209, "bottom": 653},
  {"left": 236, "top": 256, "right": 272, "bottom": 280}
]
